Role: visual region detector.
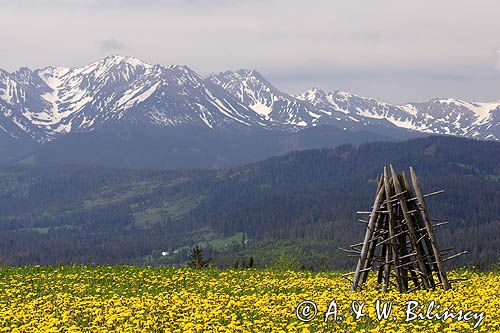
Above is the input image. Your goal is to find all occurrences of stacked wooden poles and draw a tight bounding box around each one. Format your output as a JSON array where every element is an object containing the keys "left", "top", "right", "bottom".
[{"left": 346, "top": 165, "right": 465, "bottom": 293}]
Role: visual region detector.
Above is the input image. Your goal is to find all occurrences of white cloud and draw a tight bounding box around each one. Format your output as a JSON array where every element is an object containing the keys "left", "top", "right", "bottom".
[{"left": 100, "top": 38, "right": 126, "bottom": 51}]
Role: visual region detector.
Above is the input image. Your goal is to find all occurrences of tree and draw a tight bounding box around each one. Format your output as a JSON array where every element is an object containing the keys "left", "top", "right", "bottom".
[
  {"left": 189, "top": 245, "right": 209, "bottom": 268},
  {"left": 273, "top": 251, "right": 301, "bottom": 271},
  {"left": 248, "top": 256, "right": 254, "bottom": 268}
]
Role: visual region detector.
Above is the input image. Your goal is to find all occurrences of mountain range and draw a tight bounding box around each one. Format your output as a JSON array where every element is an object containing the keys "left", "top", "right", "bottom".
[{"left": 1, "top": 55, "right": 499, "bottom": 168}]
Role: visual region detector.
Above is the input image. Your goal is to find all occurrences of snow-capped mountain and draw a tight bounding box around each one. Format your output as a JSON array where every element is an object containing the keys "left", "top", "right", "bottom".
[
  {"left": 403, "top": 99, "right": 500, "bottom": 140},
  {"left": 296, "top": 88, "right": 500, "bottom": 140},
  {"left": 0, "top": 55, "right": 269, "bottom": 142},
  {"left": 209, "top": 69, "right": 317, "bottom": 127},
  {"left": 209, "top": 70, "right": 409, "bottom": 134},
  {"left": 0, "top": 67, "right": 52, "bottom": 141},
  {"left": 0, "top": 55, "right": 499, "bottom": 143},
  {"left": 211, "top": 70, "right": 499, "bottom": 140},
  {"left": 294, "top": 87, "right": 408, "bottom": 131}
]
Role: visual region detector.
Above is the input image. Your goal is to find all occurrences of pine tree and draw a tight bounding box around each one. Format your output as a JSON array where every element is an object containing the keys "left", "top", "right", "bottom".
[
  {"left": 189, "top": 245, "right": 209, "bottom": 268},
  {"left": 248, "top": 256, "right": 254, "bottom": 268}
]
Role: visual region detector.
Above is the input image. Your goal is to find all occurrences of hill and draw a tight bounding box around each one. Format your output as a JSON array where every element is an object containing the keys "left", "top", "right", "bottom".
[{"left": 0, "top": 135, "right": 498, "bottom": 268}]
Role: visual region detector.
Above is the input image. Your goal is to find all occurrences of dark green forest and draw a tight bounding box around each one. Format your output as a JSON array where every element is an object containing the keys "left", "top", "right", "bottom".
[{"left": 0, "top": 135, "right": 498, "bottom": 270}]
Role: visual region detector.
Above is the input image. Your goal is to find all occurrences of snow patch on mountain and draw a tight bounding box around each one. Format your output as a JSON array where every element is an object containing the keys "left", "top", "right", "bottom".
[
  {"left": 0, "top": 55, "right": 498, "bottom": 142},
  {"left": 250, "top": 101, "right": 273, "bottom": 117},
  {"left": 117, "top": 81, "right": 161, "bottom": 109}
]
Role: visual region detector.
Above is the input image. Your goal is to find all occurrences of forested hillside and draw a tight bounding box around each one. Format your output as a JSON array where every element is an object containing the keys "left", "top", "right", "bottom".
[
  {"left": 13, "top": 125, "right": 399, "bottom": 169},
  {"left": 0, "top": 136, "right": 498, "bottom": 269}
]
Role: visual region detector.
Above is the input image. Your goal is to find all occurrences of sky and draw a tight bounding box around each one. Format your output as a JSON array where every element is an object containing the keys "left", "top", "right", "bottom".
[{"left": 0, "top": 0, "right": 499, "bottom": 104}]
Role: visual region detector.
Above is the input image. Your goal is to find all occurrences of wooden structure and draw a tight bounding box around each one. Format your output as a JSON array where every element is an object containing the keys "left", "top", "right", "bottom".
[{"left": 343, "top": 165, "right": 466, "bottom": 293}]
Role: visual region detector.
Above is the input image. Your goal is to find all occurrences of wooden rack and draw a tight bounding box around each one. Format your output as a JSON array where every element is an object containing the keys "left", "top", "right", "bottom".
[{"left": 343, "top": 165, "right": 467, "bottom": 292}]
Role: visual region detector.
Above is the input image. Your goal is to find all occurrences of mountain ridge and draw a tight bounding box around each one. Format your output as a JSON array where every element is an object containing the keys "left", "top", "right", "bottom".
[{"left": 0, "top": 55, "right": 498, "bottom": 149}]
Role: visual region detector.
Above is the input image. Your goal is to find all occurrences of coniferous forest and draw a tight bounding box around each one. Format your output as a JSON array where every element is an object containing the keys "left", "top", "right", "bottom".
[{"left": 0, "top": 136, "right": 498, "bottom": 269}]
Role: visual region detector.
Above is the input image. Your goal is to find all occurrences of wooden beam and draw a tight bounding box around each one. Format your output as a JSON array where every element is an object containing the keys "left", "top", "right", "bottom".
[
  {"left": 407, "top": 190, "right": 445, "bottom": 202},
  {"left": 337, "top": 247, "right": 361, "bottom": 254},
  {"left": 383, "top": 166, "right": 402, "bottom": 292},
  {"left": 343, "top": 267, "right": 372, "bottom": 276},
  {"left": 382, "top": 241, "right": 392, "bottom": 292},
  {"left": 410, "top": 167, "right": 451, "bottom": 290},
  {"left": 401, "top": 171, "right": 413, "bottom": 196},
  {"left": 405, "top": 193, "right": 437, "bottom": 289},
  {"left": 350, "top": 182, "right": 386, "bottom": 292},
  {"left": 376, "top": 229, "right": 408, "bottom": 247},
  {"left": 360, "top": 214, "right": 384, "bottom": 284},
  {"left": 390, "top": 164, "right": 430, "bottom": 289},
  {"left": 443, "top": 251, "right": 468, "bottom": 262},
  {"left": 395, "top": 229, "right": 413, "bottom": 289},
  {"left": 377, "top": 243, "right": 387, "bottom": 284},
  {"left": 357, "top": 210, "right": 390, "bottom": 214}
]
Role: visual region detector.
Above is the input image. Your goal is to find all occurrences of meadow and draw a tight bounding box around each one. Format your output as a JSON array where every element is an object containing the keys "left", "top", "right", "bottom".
[{"left": 0, "top": 266, "right": 498, "bottom": 332}]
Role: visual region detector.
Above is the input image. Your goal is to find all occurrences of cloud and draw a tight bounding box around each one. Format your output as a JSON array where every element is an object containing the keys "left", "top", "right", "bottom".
[{"left": 99, "top": 38, "right": 126, "bottom": 52}]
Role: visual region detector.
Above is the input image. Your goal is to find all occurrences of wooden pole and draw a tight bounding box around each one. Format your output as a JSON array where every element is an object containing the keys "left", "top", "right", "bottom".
[
  {"left": 383, "top": 167, "right": 403, "bottom": 292},
  {"left": 390, "top": 164, "right": 430, "bottom": 289},
  {"left": 360, "top": 214, "right": 382, "bottom": 284},
  {"left": 412, "top": 212, "right": 437, "bottom": 288},
  {"left": 393, "top": 199, "right": 411, "bottom": 289},
  {"left": 378, "top": 242, "right": 387, "bottom": 284},
  {"left": 360, "top": 177, "right": 388, "bottom": 285},
  {"left": 350, "top": 183, "right": 386, "bottom": 292},
  {"left": 402, "top": 170, "right": 436, "bottom": 288},
  {"left": 360, "top": 187, "right": 385, "bottom": 285},
  {"left": 382, "top": 241, "right": 392, "bottom": 292},
  {"left": 410, "top": 167, "right": 451, "bottom": 290},
  {"left": 401, "top": 171, "right": 412, "bottom": 196}
]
